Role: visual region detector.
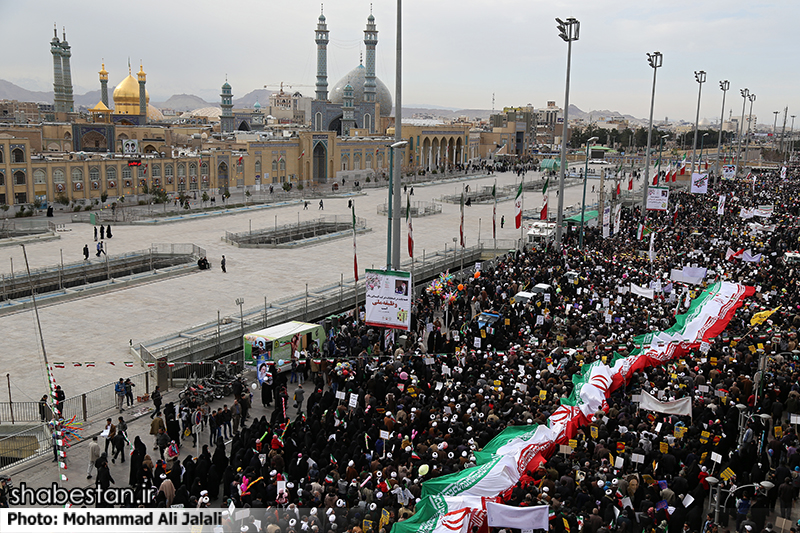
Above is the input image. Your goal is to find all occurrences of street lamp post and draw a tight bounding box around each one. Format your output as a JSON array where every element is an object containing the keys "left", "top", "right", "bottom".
[
  {"left": 744, "top": 93, "right": 756, "bottom": 169},
  {"left": 790, "top": 115, "right": 796, "bottom": 161},
  {"left": 579, "top": 136, "right": 598, "bottom": 250},
  {"left": 700, "top": 132, "right": 709, "bottom": 171},
  {"left": 641, "top": 51, "right": 662, "bottom": 226},
  {"left": 235, "top": 297, "right": 245, "bottom": 345},
  {"left": 387, "top": 140, "right": 408, "bottom": 269},
  {"left": 555, "top": 16, "right": 580, "bottom": 250},
  {"left": 773, "top": 111, "right": 779, "bottom": 147},
  {"left": 657, "top": 134, "right": 668, "bottom": 185},
  {"left": 714, "top": 80, "right": 729, "bottom": 185},
  {"left": 716, "top": 481, "right": 774, "bottom": 525},
  {"left": 392, "top": 0, "right": 403, "bottom": 270},
  {"left": 735, "top": 89, "right": 749, "bottom": 177},
  {"left": 691, "top": 70, "right": 707, "bottom": 174}
]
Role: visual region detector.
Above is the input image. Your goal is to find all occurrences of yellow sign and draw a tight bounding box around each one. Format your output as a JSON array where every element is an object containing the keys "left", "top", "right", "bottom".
[
  {"left": 505, "top": 318, "right": 511, "bottom": 326},
  {"left": 601, "top": 356, "right": 607, "bottom": 363},
  {"left": 481, "top": 329, "right": 486, "bottom": 338},
  {"left": 493, "top": 380, "right": 502, "bottom": 387},
  {"left": 670, "top": 373, "right": 678, "bottom": 380},
  {"left": 757, "top": 343, "right": 764, "bottom": 350},
  {"left": 509, "top": 297, "right": 516, "bottom": 305},
  {"left": 660, "top": 442, "right": 669, "bottom": 453},
  {"left": 568, "top": 439, "right": 578, "bottom": 449},
  {"left": 775, "top": 426, "right": 783, "bottom": 438},
  {"left": 539, "top": 389, "right": 547, "bottom": 400},
  {"left": 710, "top": 357, "right": 717, "bottom": 366},
  {"left": 700, "top": 451, "right": 708, "bottom": 463},
  {"left": 590, "top": 426, "right": 599, "bottom": 439},
  {"left": 749, "top": 345, "right": 757, "bottom": 354},
  {"left": 730, "top": 340, "right": 738, "bottom": 347},
  {"left": 720, "top": 467, "right": 735, "bottom": 481}
]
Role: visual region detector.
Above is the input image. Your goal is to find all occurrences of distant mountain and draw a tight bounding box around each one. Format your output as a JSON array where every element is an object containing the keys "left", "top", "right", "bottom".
[
  {"left": 233, "top": 89, "right": 272, "bottom": 108},
  {"left": 153, "top": 94, "right": 212, "bottom": 112},
  {"left": 74, "top": 90, "right": 102, "bottom": 108},
  {"left": 0, "top": 79, "right": 52, "bottom": 103},
  {"left": 568, "top": 104, "right": 646, "bottom": 127}
]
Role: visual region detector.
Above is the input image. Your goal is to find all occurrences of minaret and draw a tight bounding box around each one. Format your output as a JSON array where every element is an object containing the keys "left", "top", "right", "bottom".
[
  {"left": 60, "top": 28, "right": 74, "bottom": 113},
  {"left": 99, "top": 62, "right": 109, "bottom": 108},
  {"left": 363, "top": 8, "right": 378, "bottom": 107},
  {"left": 220, "top": 79, "right": 234, "bottom": 132},
  {"left": 315, "top": 5, "right": 329, "bottom": 101},
  {"left": 137, "top": 62, "right": 147, "bottom": 120},
  {"left": 342, "top": 82, "right": 355, "bottom": 136},
  {"left": 51, "top": 25, "right": 64, "bottom": 113}
]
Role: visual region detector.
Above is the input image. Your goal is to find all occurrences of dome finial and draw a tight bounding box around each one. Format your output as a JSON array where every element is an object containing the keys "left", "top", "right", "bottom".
[
  {"left": 321, "top": 3, "right": 324, "bottom": 15},
  {"left": 128, "top": 58, "right": 131, "bottom": 75},
  {"left": 62, "top": 26, "right": 66, "bottom": 41},
  {"left": 370, "top": 3, "right": 373, "bottom": 15},
  {"left": 53, "top": 23, "right": 57, "bottom": 39},
  {"left": 360, "top": 51, "right": 363, "bottom": 65}
]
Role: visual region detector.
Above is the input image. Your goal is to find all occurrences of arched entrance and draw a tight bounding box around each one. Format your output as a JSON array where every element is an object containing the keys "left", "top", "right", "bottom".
[
  {"left": 81, "top": 131, "right": 108, "bottom": 151},
  {"left": 237, "top": 121, "right": 250, "bottom": 132},
  {"left": 218, "top": 161, "right": 229, "bottom": 193},
  {"left": 313, "top": 143, "right": 327, "bottom": 183}
]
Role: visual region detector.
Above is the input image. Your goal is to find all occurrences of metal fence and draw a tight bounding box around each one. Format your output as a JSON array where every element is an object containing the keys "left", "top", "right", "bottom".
[
  {"left": 133, "top": 244, "right": 492, "bottom": 365},
  {"left": 223, "top": 216, "right": 366, "bottom": 246},
  {"left": 0, "top": 370, "right": 151, "bottom": 425},
  {"left": 0, "top": 424, "right": 52, "bottom": 469},
  {"left": 376, "top": 201, "right": 442, "bottom": 217}
]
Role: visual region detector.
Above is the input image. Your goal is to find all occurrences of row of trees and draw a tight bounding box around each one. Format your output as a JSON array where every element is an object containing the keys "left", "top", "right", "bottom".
[{"left": 569, "top": 124, "right": 736, "bottom": 152}]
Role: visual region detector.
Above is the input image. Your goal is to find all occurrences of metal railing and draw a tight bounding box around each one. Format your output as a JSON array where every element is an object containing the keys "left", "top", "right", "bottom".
[
  {"left": 0, "top": 370, "right": 151, "bottom": 425},
  {"left": 1, "top": 244, "right": 204, "bottom": 303},
  {"left": 376, "top": 201, "right": 442, "bottom": 217},
  {"left": 0, "top": 424, "right": 52, "bottom": 468},
  {"left": 223, "top": 216, "right": 366, "bottom": 246},
  {"left": 133, "top": 244, "right": 495, "bottom": 364}
]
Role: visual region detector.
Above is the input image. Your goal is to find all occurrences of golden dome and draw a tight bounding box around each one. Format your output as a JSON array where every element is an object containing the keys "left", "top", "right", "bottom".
[{"left": 112, "top": 74, "right": 149, "bottom": 115}]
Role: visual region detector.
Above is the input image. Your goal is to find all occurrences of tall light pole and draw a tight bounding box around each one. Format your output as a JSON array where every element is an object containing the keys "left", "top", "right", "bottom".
[
  {"left": 714, "top": 80, "right": 729, "bottom": 185},
  {"left": 744, "top": 93, "right": 756, "bottom": 168},
  {"left": 386, "top": 140, "right": 408, "bottom": 269},
  {"left": 235, "top": 297, "right": 245, "bottom": 342},
  {"left": 734, "top": 88, "right": 749, "bottom": 177},
  {"left": 657, "top": 134, "right": 668, "bottom": 184},
  {"left": 700, "top": 132, "right": 709, "bottom": 171},
  {"left": 790, "top": 115, "right": 796, "bottom": 161},
  {"left": 555, "top": 16, "right": 579, "bottom": 250},
  {"left": 391, "top": 0, "right": 403, "bottom": 269},
  {"left": 773, "top": 111, "right": 779, "bottom": 147},
  {"left": 641, "top": 51, "right": 662, "bottom": 225},
  {"left": 690, "top": 70, "right": 706, "bottom": 174},
  {"left": 579, "top": 136, "right": 598, "bottom": 250}
]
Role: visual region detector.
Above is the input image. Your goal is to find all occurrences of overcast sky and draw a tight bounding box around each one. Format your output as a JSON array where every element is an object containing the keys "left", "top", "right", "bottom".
[{"left": 2, "top": 0, "right": 798, "bottom": 124}]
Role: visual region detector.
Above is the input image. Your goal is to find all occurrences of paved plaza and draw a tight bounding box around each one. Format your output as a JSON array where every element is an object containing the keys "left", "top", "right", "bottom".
[{"left": 0, "top": 167, "right": 622, "bottom": 399}]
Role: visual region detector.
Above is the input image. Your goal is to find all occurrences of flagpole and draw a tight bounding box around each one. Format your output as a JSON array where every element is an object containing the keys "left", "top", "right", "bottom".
[
  {"left": 352, "top": 200, "right": 359, "bottom": 322},
  {"left": 519, "top": 175, "right": 524, "bottom": 249},
  {"left": 492, "top": 178, "right": 497, "bottom": 255}
]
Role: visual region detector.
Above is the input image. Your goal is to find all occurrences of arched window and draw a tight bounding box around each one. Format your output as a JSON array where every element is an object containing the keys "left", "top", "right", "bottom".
[
  {"left": 254, "top": 160, "right": 261, "bottom": 174},
  {"left": 106, "top": 167, "right": 116, "bottom": 181},
  {"left": 0, "top": 172, "right": 4, "bottom": 186},
  {"left": 53, "top": 169, "right": 65, "bottom": 183},
  {"left": 354, "top": 154, "right": 361, "bottom": 170},
  {"left": 189, "top": 163, "right": 197, "bottom": 177},
  {"left": 33, "top": 169, "right": 46, "bottom": 184},
  {"left": 178, "top": 164, "right": 186, "bottom": 178},
  {"left": 71, "top": 168, "right": 83, "bottom": 182},
  {"left": 89, "top": 167, "right": 100, "bottom": 181},
  {"left": 341, "top": 156, "right": 349, "bottom": 171},
  {"left": 201, "top": 162, "right": 209, "bottom": 176},
  {"left": 0, "top": 149, "right": 4, "bottom": 164},
  {"left": 365, "top": 155, "right": 373, "bottom": 169},
  {"left": 122, "top": 167, "right": 131, "bottom": 180},
  {"left": 363, "top": 114, "right": 372, "bottom": 132},
  {"left": 272, "top": 160, "right": 278, "bottom": 172},
  {"left": 138, "top": 165, "right": 146, "bottom": 178},
  {"left": 315, "top": 112, "right": 323, "bottom": 131},
  {"left": 152, "top": 164, "right": 161, "bottom": 178},
  {"left": 279, "top": 159, "right": 286, "bottom": 171},
  {"left": 12, "top": 148, "right": 24, "bottom": 163},
  {"left": 164, "top": 164, "right": 173, "bottom": 179},
  {"left": 14, "top": 170, "right": 25, "bottom": 186}
]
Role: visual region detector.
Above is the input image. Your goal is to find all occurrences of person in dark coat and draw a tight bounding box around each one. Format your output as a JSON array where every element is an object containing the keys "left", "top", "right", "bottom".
[
  {"left": 129, "top": 436, "right": 146, "bottom": 487},
  {"left": 106, "top": 225, "right": 112, "bottom": 238},
  {"left": 95, "top": 455, "right": 114, "bottom": 507}
]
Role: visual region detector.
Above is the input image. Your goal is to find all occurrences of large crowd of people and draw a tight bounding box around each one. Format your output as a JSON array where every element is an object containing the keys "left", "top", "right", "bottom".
[{"left": 23, "top": 169, "right": 800, "bottom": 533}]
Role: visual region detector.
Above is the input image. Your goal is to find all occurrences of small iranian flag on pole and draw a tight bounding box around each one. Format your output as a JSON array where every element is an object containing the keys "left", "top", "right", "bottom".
[
  {"left": 539, "top": 178, "right": 547, "bottom": 221},
  {"left": 459, "top": 187, "right": 465, "bottom": 247},
  {"left": 298, "top": 150, "right": 305, "bottom": 160},
  {"left": 492, "top": 180, "right": 497, "bottom": 239},
  {"left": 679, "top": 154, "right": 687, "bottom": 175},
  {"left": 407, "top": 194, "right": 413, "bottom": 258},
  {"left": 628, "top": 176, "right": 633, "bottom": 190},
  {"left": 515, "top": 180, "right": 524, "bottom": 228},
  {"left": 352, "top": 201, "right": 358, "bottom": 281}
]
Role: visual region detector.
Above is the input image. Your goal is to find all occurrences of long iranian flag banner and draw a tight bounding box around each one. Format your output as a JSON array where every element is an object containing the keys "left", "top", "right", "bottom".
[{"left": 393, "top": 281, "right": 753, "bottom": 533}]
